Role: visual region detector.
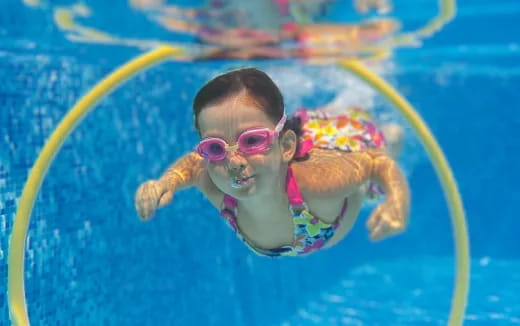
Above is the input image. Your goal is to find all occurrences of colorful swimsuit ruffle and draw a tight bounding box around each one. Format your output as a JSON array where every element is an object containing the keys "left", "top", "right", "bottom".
[
  {"left": 220, "top": 107, "right": 386, "bottom": 257},
  {"left": 295, "top": 107, "right": 385, "bottom": 152}
]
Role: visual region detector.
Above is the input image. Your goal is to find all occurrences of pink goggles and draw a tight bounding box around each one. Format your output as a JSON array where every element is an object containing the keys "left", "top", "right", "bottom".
[{"left": 196, "top": 113, "right": 287, "bottom": 161}]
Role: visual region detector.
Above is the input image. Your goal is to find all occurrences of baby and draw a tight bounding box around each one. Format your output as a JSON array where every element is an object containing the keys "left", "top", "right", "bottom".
[{"left": 135, "top": 68, "right": 409, "bottom": 257}]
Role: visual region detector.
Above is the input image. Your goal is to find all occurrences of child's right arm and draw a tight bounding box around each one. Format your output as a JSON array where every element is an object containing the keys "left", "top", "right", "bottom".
[{"left": 134, "top": 152, "right": 222, "bottom": 221}]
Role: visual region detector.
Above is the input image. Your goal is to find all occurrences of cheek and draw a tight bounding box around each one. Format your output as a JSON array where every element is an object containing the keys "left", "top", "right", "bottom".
[
  {"left": 248, "top": 150, "right": 283, "bottom": 171},
  {"left": 247, "top": 155, "right": 269, "bottom": 166},
  {"left": 207, "top": 163, "right": 228, "bottom": 181}
]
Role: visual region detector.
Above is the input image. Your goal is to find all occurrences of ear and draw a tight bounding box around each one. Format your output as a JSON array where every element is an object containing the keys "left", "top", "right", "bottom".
[{"left": 279, "top": 129, "right": 297, "bottom": 163}]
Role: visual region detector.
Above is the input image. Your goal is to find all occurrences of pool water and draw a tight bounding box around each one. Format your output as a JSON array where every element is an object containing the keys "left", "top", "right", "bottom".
[
  {"left": 283, "top": 257, "right": 520, "bottom": 325},
  {"left": 1, "top": 0, "right": 519, "bottom": 325}
]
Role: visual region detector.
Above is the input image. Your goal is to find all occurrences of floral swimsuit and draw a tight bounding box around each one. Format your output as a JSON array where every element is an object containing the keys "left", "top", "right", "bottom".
[{"left": 220, "top": 107, "right": 386, "bottom": 257}]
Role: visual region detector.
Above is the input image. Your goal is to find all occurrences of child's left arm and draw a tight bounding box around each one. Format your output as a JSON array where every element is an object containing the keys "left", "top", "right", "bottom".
[{"left": 367, "top": 149, "right": 410, "bottom": 241}]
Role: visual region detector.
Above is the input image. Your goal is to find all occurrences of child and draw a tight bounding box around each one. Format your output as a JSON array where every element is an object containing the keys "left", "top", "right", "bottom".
[{"left": 135, "top": 68, "right": 409, "bottom": 257}]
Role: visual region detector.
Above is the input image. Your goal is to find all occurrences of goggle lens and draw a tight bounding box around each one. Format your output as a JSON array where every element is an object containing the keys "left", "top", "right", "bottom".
[
  {"left": 238, "top": 130, "right": 270, "bottom": 154},
  {"left": 198, "top": 139, "right": 227, "bottom": 160}
]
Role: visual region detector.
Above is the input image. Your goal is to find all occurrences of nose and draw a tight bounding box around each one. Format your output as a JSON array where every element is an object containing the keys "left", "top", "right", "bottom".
[{"left": 227, "top": 151, "right": 246, "bottom": 172}]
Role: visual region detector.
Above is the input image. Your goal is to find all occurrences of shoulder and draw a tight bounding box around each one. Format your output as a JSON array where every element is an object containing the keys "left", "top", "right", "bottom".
[{"left": 290, "top": 148, "right": 385, "bottom": 196}]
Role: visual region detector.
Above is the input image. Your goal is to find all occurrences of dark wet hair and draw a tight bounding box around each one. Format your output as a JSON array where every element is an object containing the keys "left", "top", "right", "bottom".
[{"left": 193, "top": 68, "right": 302, "bottom": 142}]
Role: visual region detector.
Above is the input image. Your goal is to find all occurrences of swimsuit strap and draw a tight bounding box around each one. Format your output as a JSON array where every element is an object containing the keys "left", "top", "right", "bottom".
[
  {"left": 223, "top": 194, "right": 237, "bottom": 209},
  {"left": 285, "top": 166, "right": 306, "bottom": 207},
  {"left": 221, "top": 194, "right": 240, "bottom": 234},
  {"left": 287, "top": 165, "right": 349, "bottom": 222}
]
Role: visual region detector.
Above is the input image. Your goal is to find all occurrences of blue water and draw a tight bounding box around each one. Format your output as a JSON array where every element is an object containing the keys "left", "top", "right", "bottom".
[{"left": 1, "top": 0, "right": 519, "bottom": 325}]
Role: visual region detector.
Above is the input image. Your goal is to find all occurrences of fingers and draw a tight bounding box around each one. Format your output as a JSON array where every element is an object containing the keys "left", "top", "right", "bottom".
[
  {"left": 158, "top": 190, "right": 174, "bottom": 207},
  {"left": 366, "top": 204, "right": 384, "bottom": 230},
  {"left": 367, "top": 204, "right": 405, "bottom": 241},
  {"left": 135, "top": 181, "right": 160, "bottom": 221},
  {"left": 369, "top": 219, "right": 392, "bottom": 241}
]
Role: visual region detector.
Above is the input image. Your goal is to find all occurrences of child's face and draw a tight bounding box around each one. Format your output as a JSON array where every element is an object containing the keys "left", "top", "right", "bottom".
[{"left": 198, "top": 93, "right": 286, "bottom": 199}]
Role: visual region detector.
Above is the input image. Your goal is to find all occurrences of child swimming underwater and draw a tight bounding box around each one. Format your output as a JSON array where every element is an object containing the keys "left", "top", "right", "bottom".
[{"left": 134, "top": 68, "right": 409, "bottom": 257}]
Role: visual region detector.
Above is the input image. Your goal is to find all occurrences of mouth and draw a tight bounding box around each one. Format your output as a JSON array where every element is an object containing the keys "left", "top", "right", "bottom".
[{"left": 230, "top": 175, "right": 255, "bottom": 189}]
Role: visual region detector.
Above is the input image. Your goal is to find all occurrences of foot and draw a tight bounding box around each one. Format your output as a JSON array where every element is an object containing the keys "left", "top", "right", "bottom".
[{"left": 380, "top": 122, "right": 403, "bottom": 158}]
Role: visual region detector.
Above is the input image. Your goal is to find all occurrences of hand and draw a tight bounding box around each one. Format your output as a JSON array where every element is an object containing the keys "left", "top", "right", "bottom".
[
  {"left": 367, "top": 197, "right": 408, "bottom": 241},
  {"left": 134, "top": 180, "right": 174, "bottom": 221}
]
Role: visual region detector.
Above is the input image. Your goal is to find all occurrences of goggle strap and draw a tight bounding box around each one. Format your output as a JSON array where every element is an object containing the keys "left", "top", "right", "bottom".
[{"left": 274, "top": 112, "right": 287, "bottom": 135}]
